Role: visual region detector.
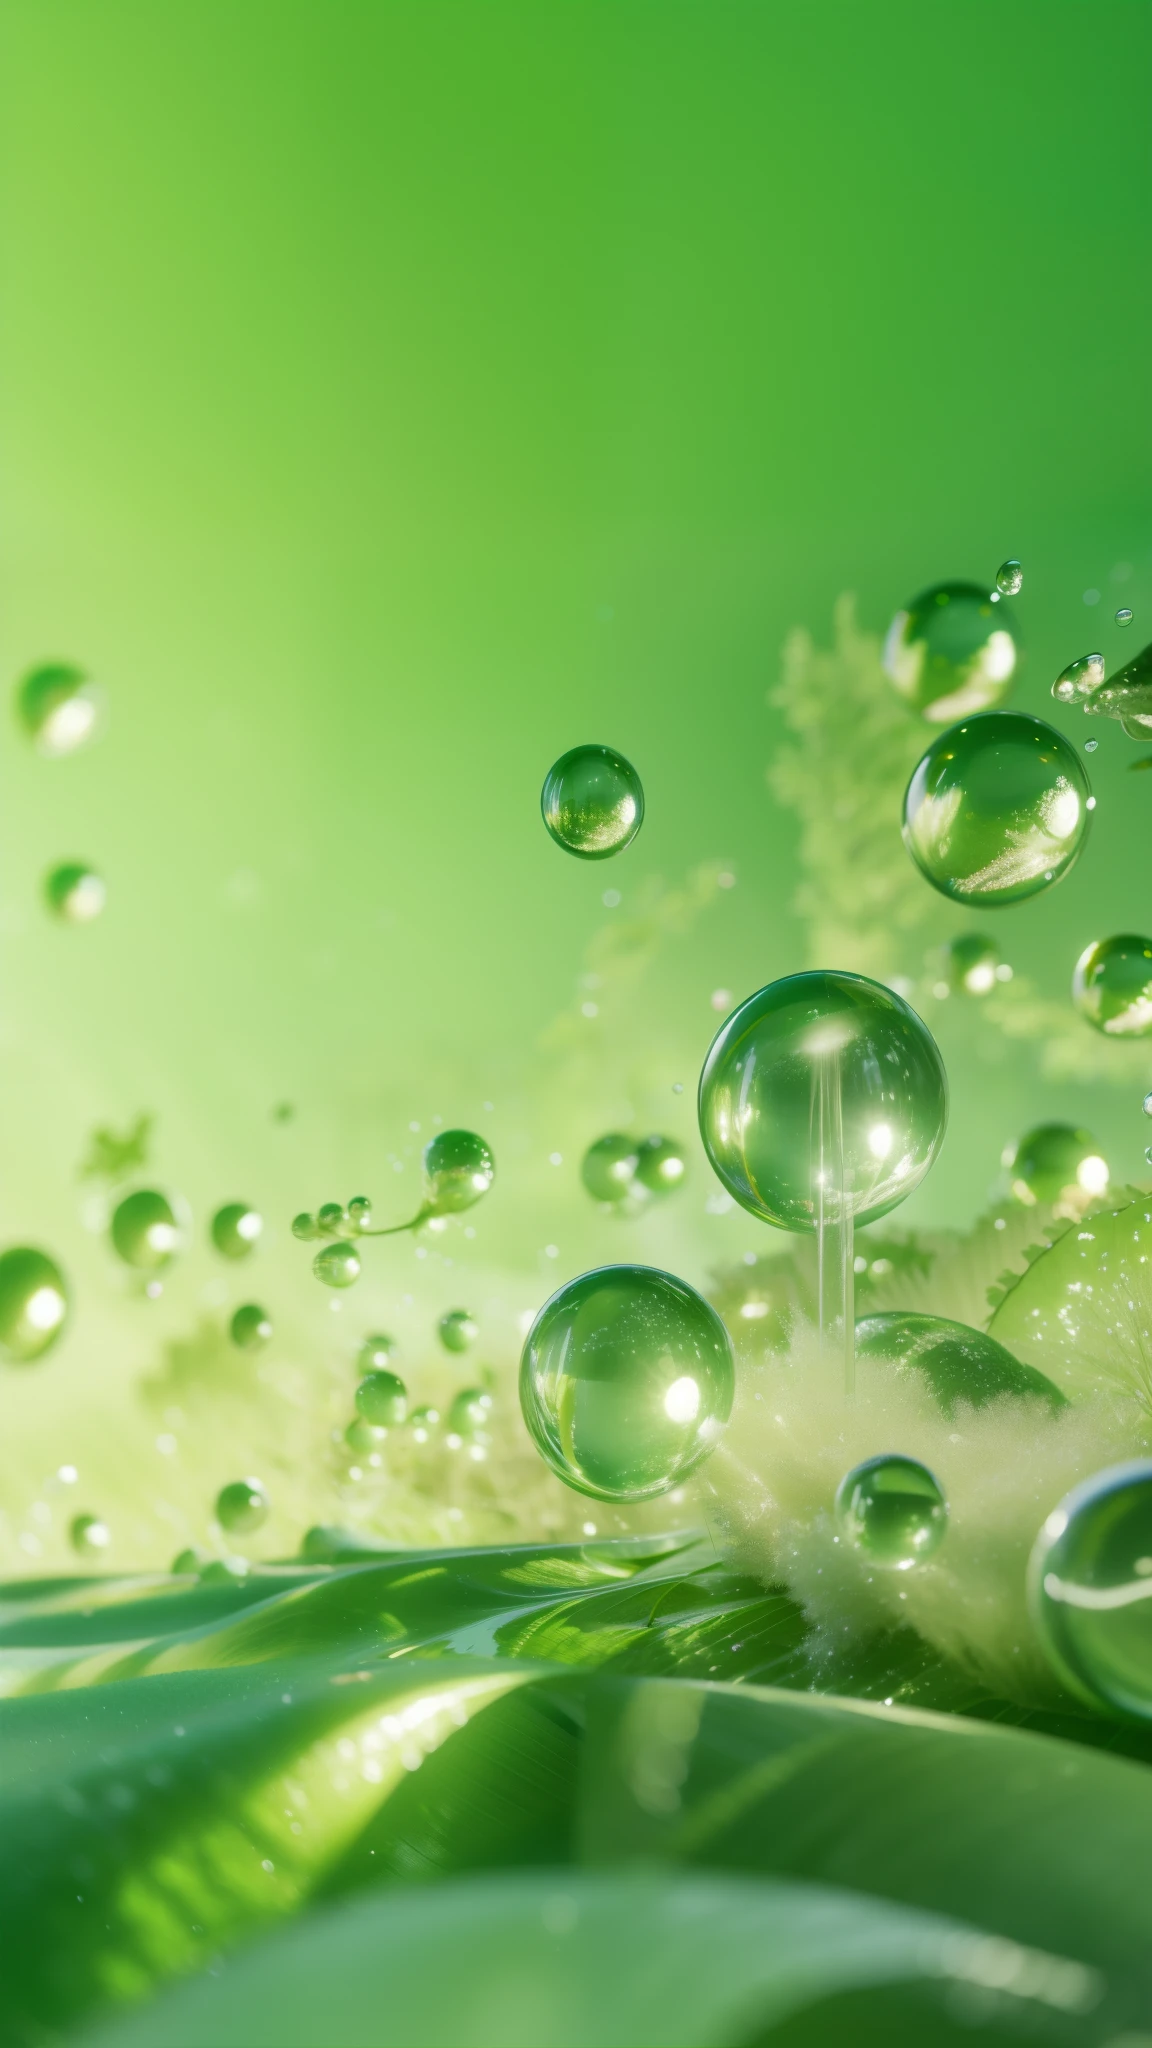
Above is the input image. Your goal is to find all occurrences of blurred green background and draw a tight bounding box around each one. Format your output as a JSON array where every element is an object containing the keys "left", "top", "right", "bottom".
[{"left": 0, "top": 2, "right": 1150, "bottom": 1552}]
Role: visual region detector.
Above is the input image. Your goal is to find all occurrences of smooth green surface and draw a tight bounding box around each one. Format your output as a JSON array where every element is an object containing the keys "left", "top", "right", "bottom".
[{"left": 903, "top": 714, "right": 1091, "bottom": 906}]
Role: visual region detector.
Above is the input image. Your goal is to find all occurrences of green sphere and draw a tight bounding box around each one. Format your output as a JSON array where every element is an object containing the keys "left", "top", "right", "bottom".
[
  {"left": 944, "top": 932, "right": 1000, "bottom": 996},
  {"left": 313, "top": 1242, "right": 361, "bottom": 1288},
  {"left": 347, "top": 1196, "right": 372, "bottom": 1228},
  {"left": 423, "top": 1129, "right": 495, "bottom": 1214},
  {"left": 1051, "top": 651, "right": 1104, "bottom": 704},
  {"left": 883, "top": 581, "right": 1019, "bottom": 721},
  {"left": 291, "top": 1212, "right": 319, "bottom": 1241},
  {"left": 447, "top": 1387, "right": 493, "bottom": 1437},
  {"left": 44, "top": 862, "right": 105, "bottom": 923},
  {"left": 520, "top": 1263, "right": 734, "bottom": 1503},
  {"left": 1007, "top": 1123, "right": 1108, "bottom": 1207},
  {"left": 171, "top": 1546, "right": 207, "bottom": 1575},
  {"left": 1029, "top": 1461, "right": 1152, "bottom": 1717},
  {"left": 70, "top": 1512, "right": 110, "bottom": 1557},
  {"left": 835, "top": 1454, "right": 947, "bottom": 1569},
  {"left": 854, "top": 1312, "right": 1065, "bottom": 1417},
  {"left": 216, "top": 1478, "right": 268, "bottom": 1535},
  {"left": 634, "top": 1135, "right": 688, "bottom": 1196},
  {"left": 16, "top": 661, "right": 101, "bottom": 756},
  {"left": 355, "top": 1368, "right": 408, "bottom": 1427},
  {"left": 111, "top": 1189, "right": 185, "bottom": 1271},
  {"left": 698, "top": 972, "right": 946, "bottom": 1232},
  {"left": 1072, "top": 935, "right": 1152, "bottom": 1037},
  {"left": 211, "top": 1202, "right": 263, "bottom": 1259},
  {"left": 439, "top": 1307, "right": 478, "bottom": 1354},
  {"left": 409, "top": 1404, "right": 440, "bottom": 1437},
  {"left": 903, "top": 713, "right": 1090, "bottom": 906},
  {"left": 580, "top": 1133, "right": 640, "bottom": 1204},
  {"left": 0, "top": 1247, "right": 69, "bottom": 1363},
  {"left": 357, "top": 1332, "right": 397, "bottom": 1372},
  {"left": 344, "top": 1417, "right": 385, "bottom": 1454},
  {"left": 229, "top": 1303, "right": 272, "bottom": 1351},
  {"left": 540, "top": 744, "right": 644, "bottom": 859}
]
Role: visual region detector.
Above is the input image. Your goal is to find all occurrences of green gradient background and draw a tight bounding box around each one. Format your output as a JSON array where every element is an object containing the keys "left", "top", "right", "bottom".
[{"left": 0, "top": 3, "right": 1150, "bottom": 1538}]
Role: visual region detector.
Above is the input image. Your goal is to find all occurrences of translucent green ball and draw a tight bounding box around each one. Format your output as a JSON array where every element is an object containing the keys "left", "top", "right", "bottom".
[
  {"left": 540, "top": 744, "right": 644, "bottom": 859},
  {"left": 171, "top": 1546, "right": 207, "bottom": 1575},
  {"left": 216, "top": 1478, "right": 268, "bottom": 1535},
  {"left": 883, "top": 582, "right": 1019, "bottom": 720},
  {"left": 698, "top": 972, "right": 946, "bottom": 1232},
  {"left": 1051, "top": 651, "right": 1104, "bottom": 703},
  {"left": 447, "top": 1387, "right": 493, "bottom": 1437},
  {"left": 520, "top": 1263, "right": 734, "bottom": 1503},
  {"left": 355, "top": 1368, "right": 408, "bottom": 1427},
  {"left": 211, "top": 1202, "right": 263, "bottom": 1259},
  {"left": 580, "top": 1133, "right": 640, "bottom": 1204},
  {"left": 44, "top": 862, "right": 105, "bottom": 923},
  {"left": 16, "top": 661, "right": 101, "bottom": 756},
  {"left": 357, "top": 1332, "right": 397, "bottom": 1372},
  {"left": 317, "top": 1202, "right": 348, "bottom": 1232},
  {"left": 835, "top": 1454, "right": 947, "bottom": 1569},
  {"left": 423, "top": 1129, "right": 495, "bottom": 1214},
  {"left": 634, "top": 1135, "right": 688, "bottom": 1196},
  {"left": 347, "top": 1196, "right": 372, "bottom": 1228},
  {"left": 344, "top": 1417, "right": 384, "bottom": 1454},
  {"left": 854, "top": 1312, "right": 1065, "bottom": 1417},
  {"left": 229, "top": 1303, "right": 272, "bottom": 1351},
  {"left": 0, "top": 1247, "right": 69, "bottom": 1363},
  {"left": 1029, "top": 1461, "right": 1152, "bottom": 1717},
  {"left": 111, "top": 1189, "right": 185, "bottom": 1271},
  {"left": 1007, "top": 1123, "right": 1108, "bottom": 1207},
  {"left": 1072, "top": 935, "right": 1152, "bottom": 1037},
  {"left": 313, "top": 1242, "right": 361, "bottom": 1289},
  {"left": 70, "top": 1512, "right": 110, "bottom": 1557},
  {"left": 944, "top": 932, "right": 999, "bottom": 996},
  {"left": 439, "top": 1307, "right": 478, "bottom": 1354},
  {"left": 291, "top": 1212, "right": 320, "bottom": 1242},
  {"left": 903, "top": 713, "right": 1090, "bottom": 906}
]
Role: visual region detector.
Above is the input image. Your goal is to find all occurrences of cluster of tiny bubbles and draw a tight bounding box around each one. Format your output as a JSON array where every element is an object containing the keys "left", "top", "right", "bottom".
[
  {"left": 854, "top": 1312, "right": 1066, "bottom": 1417},
  {"left": 943, "top": 932, "right": 1000, "bottom": 997},
  {"left": 215, "top": 1478, "right": 269, "bottom": 1535},
  {"left": 16, "top": 661, "right": 102, "bottom": 757},
  {"left": 1004, "top": 1123, "right": 1109, "bottom": 1209},
  {"left": 579, "top": 1132, "right": 688, "bottom": 1205},
  {"left": 540, "top": 743, "right": 645, "bottom": 859},
  {"left": 313, "top": 1241, "right": 361, "bottom": 1289},
  {"left": 995, "top": 558, "right": 1023, "bottom": 597},
  {"left": 439, "top": 1307, "right": 478, "bottom": 1353},
  {"left": 447, "top": 1387, "right": 493, "bottom": 1440},
  {"left": 1029, "top": 1460, "right": 1152, "bottom": 1718},
  {"left": 44, "top": 862, "right": 105, "bottom": 924},
  {"left": 357, "top": 1332, "right": 397, "bottom": 1371},
  {"left": 70, "top": 1512, "right": 110, "bottom": 1557},
  {"left": 903, "top": 713, "right": 1090, "bottom": 906},
  {"left": 293, "top": 1134, "right": 494, "bottom": 1286},
  {"left": 355, "top": 1368, "right": 408, "bottom": 1427},
  {"left": 698, "top": 972, "right": 947, "bottom": 1232},
  {"left": 1072, "top": 934, "right": 1152, "bottom": 1038},
  {"left": 1051, "top": 652, "right": 1105, "bottom": 704},
  {"left": 519, "top": 1263, "right": 734, "bottom": 1502},
  {"left": 110, "top": 1189, "right": 186, "bottom": 1272},
  {"left": 835, "top": 1454, "right": 948, "bottom": 1569},
  {"left": 1117, "top": 607, "right": 1134, "bottom": 627},
  {"left": 210, "top": 1202, "right": 263, "bottom": 1259},
  {"left": 230, "top": 1303, "right": 272, "bottom": 1352},
  {"left": 883, "top": 582, "right": 1019, "bottom": 721},
  {"left": 0, "top": 1246, "right": 69, "bottom": 1363}
]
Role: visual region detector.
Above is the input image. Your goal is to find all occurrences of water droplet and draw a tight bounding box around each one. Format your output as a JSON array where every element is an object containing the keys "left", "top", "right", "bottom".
[
  {"left": 0, "top": 1247, "right": 69, "bottom": 1362},
  {"left": 70, "top": 1512, "right": 110, "bottom": 1556},
  {"left": 291, "top": 1212, "right": 319, "bottom": 1241},
  {"left": 16, "top": 662, "right": 101, "bottom": 756},
  {"left": 1144, "top": 1093, "right": 1152, "bottom": 1117},
  {"left": 211, "top": 1203, "right": 263, "bottom": 1259},
  {"left": 835, "top": 1455, "right": 947, "bottom": 1568},
  {"left": 634, "top": 1134, "right": 688, "bottom": 1194},
  {"left": 230, "top": 1303, "right": 272, "bottom": 1351},
  {"left": 1082, "top": 638, "right": 1152, "bottom": 738},
  {"left": 944, "top": 932, "right": 999, "bottom": 996},
  {"left": 520, "top": 1263, "right": 734, "bottom": 1501},
  {"left": 45, "top": 863, "right": 105, "bottom": 923},
  {"left": 1117, "top": 608, "right": 1134, "bottom": 627},
  {"left": 1073, "top": 934, "right": 1152, "bottom": 1038},
  {"left": 344, "top": 1417, "right": 384, "bottom": 1454},
  {"left": 1052, "top": 652, "right": 1105, "bottom": 704},
  {"left": 1030, "top": 1460, "right": 1152, "bottom": 1716},
  {"left": 698, "top": 972, "right": 946, "bottom": 1230},
  {"left": 1085, "top": 738, "right": 1099, "bottom": 753},
  {"left": 355, "top": 1368, "right": 407, "bottom": 1427},
  {"left": 1006, "top": 1123, "right": 1108, "bottom": 1206},
  {"left": 313, "top": 1242, "right": 361, "bottom": 1288},
  {"left": 317, "top": 1202, "right": 348, "bottom": 1232},
  {"left": 883, "top": 582, "right": 1019, "bottom": 720},
  {"left": 904, "top": 714, "right": 1090, "bottom": 905},
  {"left": 854, "top": 1312, "right": 1064, "bottom": 1414},
  {"left": 171, "top": 1546, "right": 207, "bottom": 1575},
  {"left": 111, "top": 1190, "right": 186, "bottom": 1271},
  {"left": 540, "top": 744, "right": 645, "bottom": 859},
  {"left": 580, "top": 1134, "right": 640, "bottom": 1203},
  {"left": 710, "top": 988, "right": 733, "bottom": 1012},
  {"left": 216, "top": 1478, "right": 268, "bottom": 1535},
  {"left": 438, "top": 1307, "right": 478, "bottom": 1353},
  {"left": 347, "top": 1196, "right": 372, "bottom": 1229},
  {"left": 357, "top": 1333, "right": 397, "bottom": 1372},
  {"left": 423, "top": 1129, "right": 495, "bottom": 1215},
  {"left": 447, "top": 1386, "right": 493, "bottom": 1437},
  {"left": 995, "top": 559, "right": 1023, "bottom": 597}
]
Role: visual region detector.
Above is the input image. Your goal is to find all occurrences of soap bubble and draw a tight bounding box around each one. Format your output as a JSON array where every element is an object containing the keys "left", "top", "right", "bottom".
[
  {"left": 70, "top": 1512, "right": 110, "bottom": 1556},
  {"left": 580, "top": 1133, "right": 640, "bottom": 1204},
  {"left": 854, "top": 1312, "right": 1065, "bottom": 1415},
  {"left": 944, "top": 932, "right": 1000, "bottom": 996},
  {"left": 903, "top": 713, "right": 1090, "bottom": 905},
  {"left": 16, "top": 661, "right": 102, "bottom": 756},
  {"left": 634, "top": 1135, "right": 688, "bottom": 1195},
  {"left": 1082, "top": 639, "right": 1152, "bottom": 738},
  {"left": 698, "top": 972, "right": 946, "bottom": 1231},
  {"left": 357, "top": 1333, "right": 397, "bottom": 1371},
  {"left": 520, "top": 1263, "right": 734, "bottom": 1502},
  {"left": 355, "top": 1369, "right": 407, "bottom": 1427},
  {"left": 423, "top": 1130, "right": 494, "bottom": 1215},
  {"left": 1029, "top": 1460, "right": 1152, "bottom": 1717},
  {"left": 883, "top": 582, "right": 1019, "bottom": 720},
  {"left": 111, "top": 1190, "right": 186, "bottom": 1271},
  {"left": 211, "top": 1202, "right": 263, "bottom": 1259},
  {"left": 448, "top": 1387, "right": 493, "bottom": 1437},
  {"left": 44, "top": 862, "right": 105, "bottom": 923},
  {"left": 1117, "top": 608, "right": 1134, "bottom": 627},
  {"left": 540, "top": 743, "right": 645, "bottom": 858},
  {"left": 0, "top": 1247, "right": 69, "bottom": 1363},
  {"left": 1051, "top": 652, "right": 1105, "bottom": 703},
  {"left": 216, "top": 1478, "right": 268, "bottom": 1534},
  {"left": 1073, "top": 935, "right": 1152, "bottom": 1037},
  {"left": 835, "top": 1454, "right": 947, "bottom": 1568},
  {"left": 229, "top": 1303, "right": 272, "bottom": 1351},
  {"left": 313, "top": 1242, "right": 361, "bottom": 1288},
  {"left": 995, "top": 559, "right": 1023, "bottom": 597},
  {"left": 438, "top": 1307, "right": 478, "bottom": 1353},
  {"left": 1007, "top": 1123, "right": 1108, "bottom": 1207}
]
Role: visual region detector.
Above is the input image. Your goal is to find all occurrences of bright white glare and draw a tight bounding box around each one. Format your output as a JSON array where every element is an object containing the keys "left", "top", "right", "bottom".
[
  {"left": 237, "top": 1211, "right": 263, "bottom": 1242},
  {"left": 147, "top": 1223, "right": 179, "bottom": 1254},
  {"left": 43, "top": 695, "right": 97, "bottom": 756},
  {"left": 964, "top": 963, "right": 996, "bottom": 994},
  {"left": 26, "top": 1286, "right": 66, "bottom": 1331},
  {"left": 1077, "top": 1154, "right": 1109, "bottom": 1195},
  {"left": 867, "top": 1123, "right": 894, "bottom": 1160},
  {"left": 663, "top": 1375, "right": 700, "bottom": 1423},
  {"left": 985, "top": 629, "right": 1016, "bottom": 683}
]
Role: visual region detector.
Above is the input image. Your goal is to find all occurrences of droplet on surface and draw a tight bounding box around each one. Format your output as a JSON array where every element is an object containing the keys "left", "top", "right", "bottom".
[
  {"left": 698, "top": 971, "right": 946, "bottom": 1231},
  {"left": 995, "top": 559, "right": 1023, "bottom": 597},
  {"left": 110, "top": 1190, "right": 186, "bottom": 1272},
  {"left": 1072, "top": 935, "right": 1152, "bottom": 1037},
  {"left": 70, "top": 1512, "right": 110, "bottom": 1556},
  {"left": 317, "top": 1202, "right": 348, "bottom": 1233},
  {"left": 211, "top": 1203, "right": 263, "bottom": 1259},
  {"left": 45, "top": 863, "right": 105, "bottom": 923},
  {"left": 230, "top": 1303, "right": 273, "bottom": 1351},
  {"left": 1052, "top": 652, "right": 1105, "bottom": 703},
  {"left": 16, "top": 662, "right": 101, "bottom": 756},
  {"left": 448, "top": 1387, "right": 493, "bottom": 1437},
  {"left": 854, "top": 1311, "right": 1065, "bottom": 1415},
  {"left": 357, "top": 1332, "right": 397, "bottom": 1372},
  {"left": 1029, "top": 1460, "right": 1152, "bottom": 1717},
  {"left": 540, "top": 744, "right": 645, "bottom": 858},
  {"left": 1085, "top": 738, "right": 1099, "bottom": 753},
  {"left": 423, "top": 1129, "right": 495, "bottom": 1214},
  {"left": 1007, "top": 1123, "right": 1108, "bottom": 1207},
  {"left": 0, "top": 1246, "right": 69, "bottom": 1363},
  {"left": 883, "top": 582, "right": 1020, "bottom": 721},
  {"left": 835, "top": 1454, "right": 947, "bottom": 1568},
  {"left": 903, "top": 713, "right": 1090, "bottom": 905},
  {"left": 438, "top": 1307, "right": 478, "bottom": 1353},
  {"left": 519, "top": 1263, "right": 734, "bottom": 1501},
  {"left": 347, "top": 1196, "right": 372, "bottom": 1228},
  {"left": 1116, "top": 608, "right": 1134, "bottom": 627},
  {"left": 215, "top": 1478, "right": 268, "bottom": 1535},
  {"left": 634, "top": 1134, "right": 688, "bottom": 1195},
  {"left": 291, "top": 1212, "right": 319, "bottom": 1241},
  {"left": 580, "top": 1134, "right": 640, "bottom": 1204},
  {"left": 313, "top": 1242, "right": 361, "bottom": 1289},
  {"left": 355, "top": 1368, "right": 407, "bottom": 1427},
  {"left": 944, "top": 932, "right": 1000, "bottom": 996}
]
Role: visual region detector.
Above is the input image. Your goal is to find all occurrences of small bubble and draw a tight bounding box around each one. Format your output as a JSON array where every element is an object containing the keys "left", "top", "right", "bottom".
[
  {"left": 548, "top": 1152, "right": 563, "bottom": 1165},
  {"left": 1084, "top": 589, "right": 1101, "bottom": 606},
  {"left": 1144, "top": 1092, "right": 1152, "bottom": 1117},
  {"left": 717, "top": 871, "right": 736, "bottom": 888},
  {"left": 602, "top": 889, "right": 621, "bottom": 908},
  {"left": 541, "top": 744, "right": 644, "bottom": 860},
  {"left": 672, "top": 1083, "right": 684, "bottom": 1094},
  {"left": 1116, "top": 607, "right": 1134, "bottom": 627},
  {"left": 995, "top": 559, "right": 1023, "bottom": 597},
  {"left": 1145, "top": 1147, "right": 1152, "bottom": 1166},
  {"left": 581, "top": 1001, "right": 599, "bottom": 1018},
  {"left": 1085, "top": 739, "right": 1098, "bottom": 753},
  {"left": 710, "top": 989, "right": 733, "bottom": 1012}
]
